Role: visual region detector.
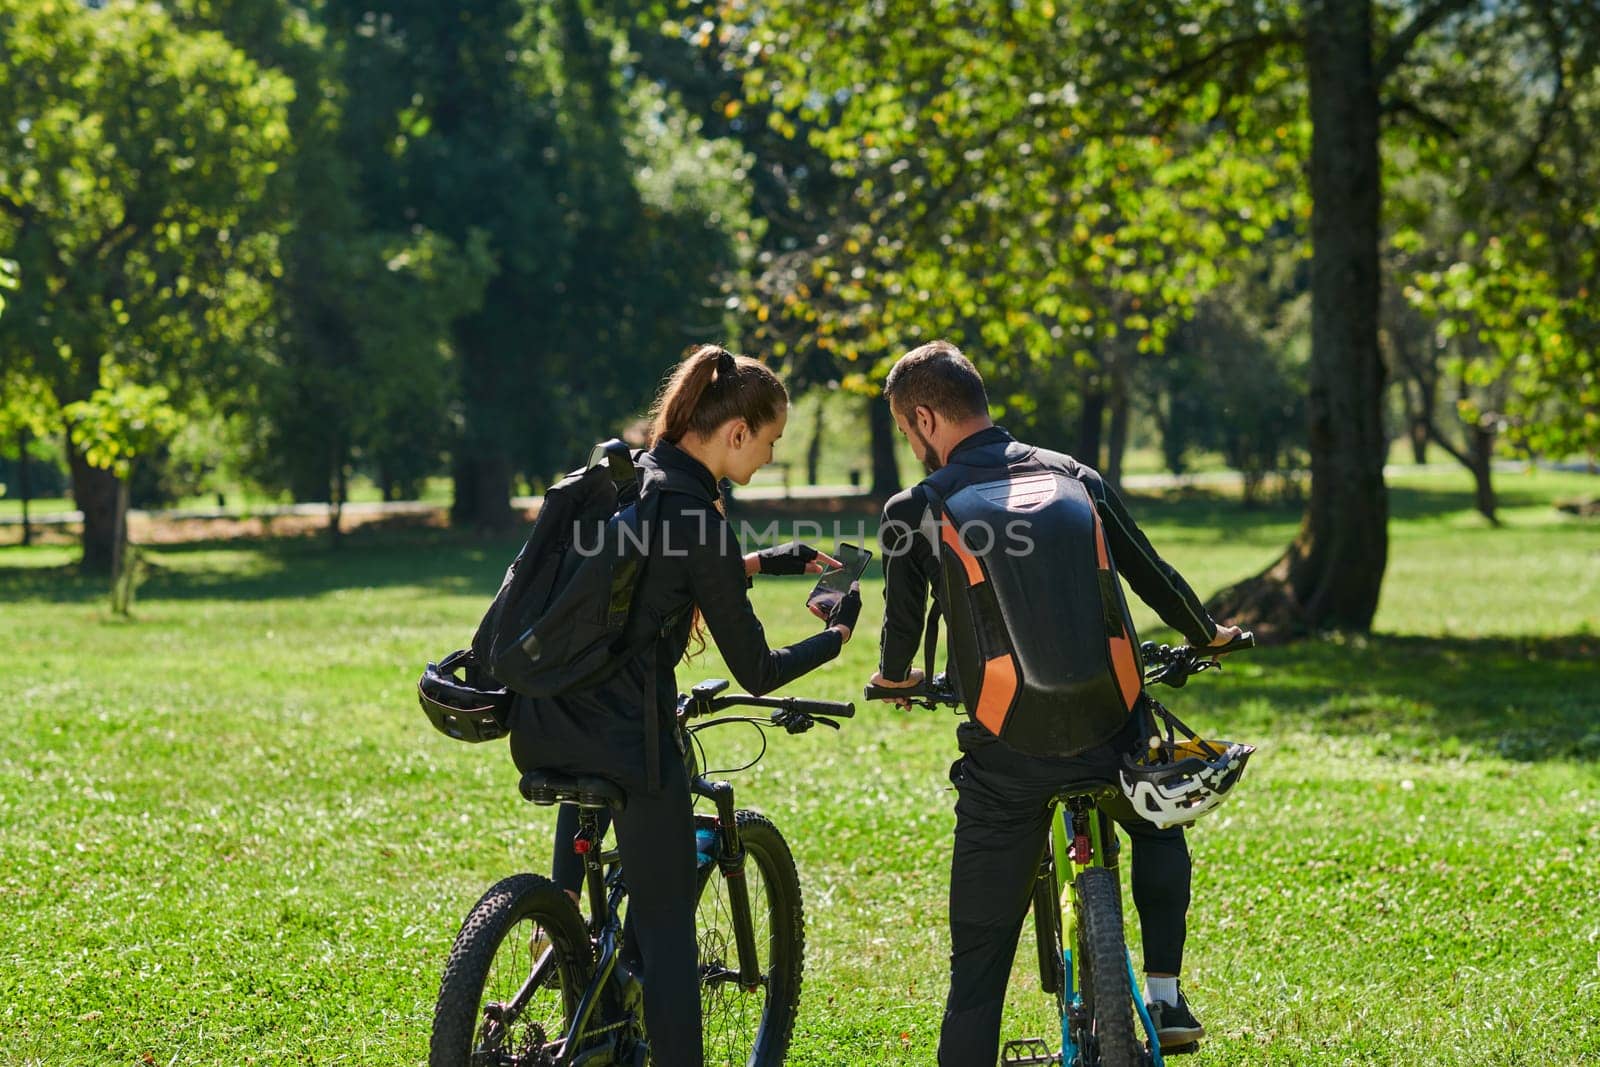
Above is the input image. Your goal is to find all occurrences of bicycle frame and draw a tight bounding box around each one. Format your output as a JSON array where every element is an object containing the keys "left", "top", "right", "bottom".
[
  {"left": 491, "top": 804, "right": 635, "bottom": 1067},
  {"left": 876, "top": 634, "right": 1253, "bottom": 1067},
  {"left": 509, "top": 734, "right": 771, "bottom": 1064},
  {"left": 1047, "top": 790, "right": 1166, "bottom": 1067}
]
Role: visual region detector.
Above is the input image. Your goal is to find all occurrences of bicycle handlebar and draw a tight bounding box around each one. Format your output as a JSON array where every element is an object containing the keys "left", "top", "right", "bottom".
[
  {"left": 677, "top": 678, "right": 856, "bottom": 732},
  {"left": 1141, "top": 631, "right": 1255, "bottom": 688},
  {"left": 863, "top": 675, "right": 961, "bottom": 709},
  {"left": 861, "top": 631, "right": 1256, "bottom": 704}
]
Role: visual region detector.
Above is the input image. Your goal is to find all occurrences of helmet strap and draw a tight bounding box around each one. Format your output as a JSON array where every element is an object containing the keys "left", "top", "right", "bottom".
[{"left": 1144, "top": 699, "right": 1225, "bottom": 761}]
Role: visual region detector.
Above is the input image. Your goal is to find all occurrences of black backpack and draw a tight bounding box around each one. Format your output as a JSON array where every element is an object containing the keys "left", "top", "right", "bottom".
[
  {"left": 923, "top": 446, "right": 1144, "bottom": 757},
  {"left": 473, "top": 439, "right": 678, "bottom": 698}
]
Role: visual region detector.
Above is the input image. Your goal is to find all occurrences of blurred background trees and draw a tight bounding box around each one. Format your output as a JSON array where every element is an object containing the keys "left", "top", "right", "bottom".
[{"left": 2, "top": 0, "right": 1595, "bottom": 636}]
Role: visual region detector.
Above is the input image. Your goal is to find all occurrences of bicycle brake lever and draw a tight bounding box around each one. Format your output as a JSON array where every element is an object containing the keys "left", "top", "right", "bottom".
[{"left": 774, "top": 708, "right": 821, "bottom": 734}]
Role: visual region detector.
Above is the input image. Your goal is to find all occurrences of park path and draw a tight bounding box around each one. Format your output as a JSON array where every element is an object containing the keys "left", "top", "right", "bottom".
[{"left": 3, "top": 460, "right": 1589, "bottom": 531}]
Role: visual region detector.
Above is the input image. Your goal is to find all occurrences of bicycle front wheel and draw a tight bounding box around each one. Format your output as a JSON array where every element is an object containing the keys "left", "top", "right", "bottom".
[
  {"left": 695, "top": 811, "right": 804, "bottom": 1067},
  {"left": 431, "top": 873, "right": 594, "bottom": 1067}
]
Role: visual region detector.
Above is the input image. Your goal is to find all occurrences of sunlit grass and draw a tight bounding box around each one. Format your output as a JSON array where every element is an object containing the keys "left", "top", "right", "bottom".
[{"left": 1, "top": 465, "right": 1595, "bottom": 1065}]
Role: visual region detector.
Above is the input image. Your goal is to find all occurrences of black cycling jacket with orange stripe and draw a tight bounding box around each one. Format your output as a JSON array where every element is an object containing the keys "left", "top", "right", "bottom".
[{"left": 877, "top": 426, "right": 1218, "bottom": 684}]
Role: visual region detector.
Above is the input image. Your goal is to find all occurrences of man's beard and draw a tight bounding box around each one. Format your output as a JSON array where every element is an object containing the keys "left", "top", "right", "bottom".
[{"left": 909, "top": 423, "right": 941, "bottom": 473}]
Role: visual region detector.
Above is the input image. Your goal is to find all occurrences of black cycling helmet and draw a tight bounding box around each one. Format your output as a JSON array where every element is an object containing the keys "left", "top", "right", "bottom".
[{"left": 418, "top": 649, "right": 511, "bottom": 743}]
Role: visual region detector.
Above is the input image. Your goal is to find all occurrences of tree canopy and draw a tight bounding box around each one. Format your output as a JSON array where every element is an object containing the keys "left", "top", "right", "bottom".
[{"left": 2, "top": 0, "right": 1595, "bottom": 626}]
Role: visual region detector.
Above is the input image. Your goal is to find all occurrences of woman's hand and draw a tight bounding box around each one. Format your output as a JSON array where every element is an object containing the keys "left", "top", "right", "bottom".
[
  {"left": 744, "top": 541, "right": 840, "bottom": 578},
  {"left": 824, "top": 583, "right": 861, "bottom": 642}
]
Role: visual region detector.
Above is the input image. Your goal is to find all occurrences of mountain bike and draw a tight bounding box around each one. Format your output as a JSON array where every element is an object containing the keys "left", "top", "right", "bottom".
[
  {"left": 429, "top": 679, "right": 855, "bottom": 1067},
  {"left": 866, "top": 633, "right": 1254, "bottom": 1067}
]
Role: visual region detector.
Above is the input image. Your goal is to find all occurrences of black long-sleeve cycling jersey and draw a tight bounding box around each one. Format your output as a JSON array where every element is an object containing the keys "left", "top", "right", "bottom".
[
  {"left": 513, "top": 438, "right": 842, "bottom": 792},
  {"left": 877, "top": 425, "right": 1217, "bottom": 683}
]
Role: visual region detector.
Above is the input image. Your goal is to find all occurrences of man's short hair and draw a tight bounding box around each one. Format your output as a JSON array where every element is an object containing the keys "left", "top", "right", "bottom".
[{"left": 883, "top": 340, "right": 989, "bottom": 420}]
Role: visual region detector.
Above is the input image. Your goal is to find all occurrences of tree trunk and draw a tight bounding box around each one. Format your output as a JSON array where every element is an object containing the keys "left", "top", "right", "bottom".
[
  {"left": 329, "top": 451, "right": 346, "bottom": 545},
  {"left": 868, "top": 394, "right": 900, "bottom": 497},
  {"left": 1408, "top": 413, "right": 1428, "bottom": 464},
  {"left": 109, "top": 477, "right": 132, "bottom": 615},
  {"left": 67, "top": 444, "right": 122, "bottom": 575},
  {"left": 1105, "top": 353, "right": 1131, "bottom": 491},
  {"left": 451, "top": 450, "right": 516, "bottom": 529},
  {"left": 1210, "top": 0, "right": 1388, "bottom": 639},
  {"left": 806, "top": 394, "right": 825, "bottom": 486},
  {"left": 1075, "top": 362, "right": 1106, "bottom": 469},
  {"left": 1468, "top": 421, "right": 1498, "bottom": 524},
  {"left": 1400, "top": 377, "right": 1429, "bottom": 465},
  {"left": 17, "top": 429, "right": 32, "bottom": 548}
]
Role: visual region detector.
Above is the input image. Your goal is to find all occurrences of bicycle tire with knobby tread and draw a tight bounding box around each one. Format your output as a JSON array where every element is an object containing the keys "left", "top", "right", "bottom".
[
  {"left": 1076, "top": 866, "right": 1139, "bottom": 1067},
  {"left": 696, "top": 810, "right": 804, "bottom": 1067},
  {"left": 431, "top": 872, "right": 595, "bottom": 1067}
]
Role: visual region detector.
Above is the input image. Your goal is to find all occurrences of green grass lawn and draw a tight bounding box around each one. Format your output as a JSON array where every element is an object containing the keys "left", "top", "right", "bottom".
[{"left": 1, "top": 468, "right": 1596, "bottom": 1065}]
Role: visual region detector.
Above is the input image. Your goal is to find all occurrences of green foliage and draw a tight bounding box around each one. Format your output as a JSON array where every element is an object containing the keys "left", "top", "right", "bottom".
[
  {"left": 0, "top": 0, "right": 292, "bottom": 387},
  {"left": 0, "top": 255, "right": 14, "bottom": 316},
  {"left": 690, "top": 0, "right": 1303, "bottom": 437},
  {"left": 1151, "top": 287, "right": 1309, "bottom": 501},
  {"left": 0, "top": 0, "right": 293, "bottom": 563},
  {"left": 1383, "top": 4, "right": 1600, "bottom": 460},
  {"left": 324, "top": 0, "right": 752, "bottom": 498},
  {"left": 61, "top": 374, "right": 180, "bottom": 480}
]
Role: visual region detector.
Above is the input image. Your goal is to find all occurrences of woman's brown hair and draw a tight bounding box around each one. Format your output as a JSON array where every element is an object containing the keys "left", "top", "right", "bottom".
[
  {"left": 649, "top": 345, "right": 788, "bottom": 659},
  {"left": 648, "top": 344, "right": 788, "bottom": 445}
]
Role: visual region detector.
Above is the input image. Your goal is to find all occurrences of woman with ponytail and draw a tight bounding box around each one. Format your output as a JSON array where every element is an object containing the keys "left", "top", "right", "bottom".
[{"left": 509, "top": 345, "right": 860, "bottom": 1066}]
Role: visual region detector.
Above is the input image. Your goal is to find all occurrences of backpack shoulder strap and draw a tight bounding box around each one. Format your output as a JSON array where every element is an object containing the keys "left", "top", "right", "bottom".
[{"left": 922, "top": 597, "right": 943, "bottom": 682}]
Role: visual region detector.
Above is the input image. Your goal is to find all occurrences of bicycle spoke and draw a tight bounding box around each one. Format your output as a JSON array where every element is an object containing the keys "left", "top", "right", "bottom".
[
  {"left": 477, "top": 916, "right": 568, "bottom": 1063},
  {"left": 698, "top": 856, "right": 774, "bottom": 1067}
]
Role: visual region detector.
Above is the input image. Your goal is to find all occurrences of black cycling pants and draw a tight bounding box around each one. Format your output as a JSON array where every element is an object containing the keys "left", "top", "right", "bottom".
[
  {"left": 938, "top": 719, "right": 1190, "bottom": 1067},
  {"left": 550, "top": 743, "right": 702, "bottom": 1067}
]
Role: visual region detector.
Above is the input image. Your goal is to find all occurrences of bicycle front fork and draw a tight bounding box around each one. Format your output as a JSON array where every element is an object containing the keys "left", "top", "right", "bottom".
[{"left": 692, "top": 776, "right": 763, "bottom": 990}]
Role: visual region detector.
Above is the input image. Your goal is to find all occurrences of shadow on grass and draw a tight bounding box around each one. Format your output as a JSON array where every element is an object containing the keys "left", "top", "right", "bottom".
[
  {"left": 1213, "top": 633, "right": 1600, "bottom": 763},
  {"left": 1121, "top": 479, "right": 1563, "bottom": 527},
  {"left": 0, "top": 524, "right": 527, "bottom": 605}
]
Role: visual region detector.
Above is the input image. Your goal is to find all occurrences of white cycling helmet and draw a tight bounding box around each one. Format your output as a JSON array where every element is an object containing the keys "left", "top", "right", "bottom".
[{"left": 1120, "top": 706, "right": 1255, "bottom": 829}]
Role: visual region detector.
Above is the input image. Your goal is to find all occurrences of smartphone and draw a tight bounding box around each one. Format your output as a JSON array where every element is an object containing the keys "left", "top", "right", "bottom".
[{"left": 807, "top": 542, "right": 873, "bottom": 616}]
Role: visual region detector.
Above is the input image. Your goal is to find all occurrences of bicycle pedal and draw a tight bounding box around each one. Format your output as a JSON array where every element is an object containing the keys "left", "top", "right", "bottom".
[
  {"left": 1161, "top": 1040, "right": 1201, "bottom": 1056},
  {"left": 1001, "top": 1037, "right": 1059, "bottom": 1065}
]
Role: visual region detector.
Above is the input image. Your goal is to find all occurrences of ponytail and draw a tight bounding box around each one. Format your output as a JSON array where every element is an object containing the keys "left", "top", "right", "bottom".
[
  {"left": 649, "top": 344, "right": 789, "bottom": 663},
  {"left": 649, "top": 344, "right": 787, "bottom": 446}
]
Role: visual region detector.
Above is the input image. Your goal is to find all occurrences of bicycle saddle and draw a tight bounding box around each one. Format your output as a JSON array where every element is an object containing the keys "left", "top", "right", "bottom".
[
  {"left": 1049, "top": 777, "right": 1118, "bottom": 804},
  {"left": 518, "top": 769, "right": 628, "bottom": 811}
]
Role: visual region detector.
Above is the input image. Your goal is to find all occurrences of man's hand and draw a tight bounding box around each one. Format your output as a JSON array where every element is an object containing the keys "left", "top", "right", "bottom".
[
  {"left": 1207, "top": 623, "right": 1244, "bottom": 648},
  {"left": 868, "top": 667, "right": 924, "bottom": 709}
]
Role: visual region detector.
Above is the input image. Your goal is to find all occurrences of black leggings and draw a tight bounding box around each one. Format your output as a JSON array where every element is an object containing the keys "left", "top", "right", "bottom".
[
  {"left": 938, "top": 720, "right": 1191, "bottom": 1067},
  {"left": 549, "top": 745, "right": 702, "bottom": 1067}
]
